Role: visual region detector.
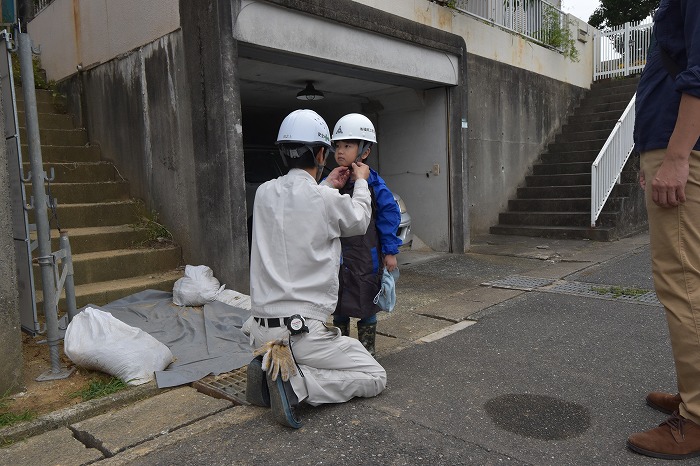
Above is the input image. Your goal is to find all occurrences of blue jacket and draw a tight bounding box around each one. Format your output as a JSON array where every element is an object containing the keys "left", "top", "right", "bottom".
[
  {"left": 367, "top": 168, "right": 402, "bottom": 255},
  {"left": 634, "top": 0, "right": 700, "bottom": 153}
]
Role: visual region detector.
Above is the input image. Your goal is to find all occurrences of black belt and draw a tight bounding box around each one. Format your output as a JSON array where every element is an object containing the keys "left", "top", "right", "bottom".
[{"left": 254, "top": 317, "right": 284, "bottom": 328}]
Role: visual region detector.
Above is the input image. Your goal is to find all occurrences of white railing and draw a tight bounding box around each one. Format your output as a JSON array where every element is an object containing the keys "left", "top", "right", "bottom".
[
  {"left": 594, "top": 18, "right": 653, "bottom": 80},
  {"left": 590, "top": 94, "right": 636, "bottom": 227},
  {"left": 452, "top": 0, "right": 569, "bottom": 53}
]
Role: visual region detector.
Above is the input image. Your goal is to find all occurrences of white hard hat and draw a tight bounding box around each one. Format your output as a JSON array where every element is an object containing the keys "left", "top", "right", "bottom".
[
  {"left": 276, "top": 109, "right": 331, "bottom": 153},
  {"left": 331, "top": 113, "right": 377, "bottom": 144}
]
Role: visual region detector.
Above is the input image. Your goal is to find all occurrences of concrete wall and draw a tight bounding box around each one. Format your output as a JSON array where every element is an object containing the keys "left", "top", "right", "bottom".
[
  {"left": 28, "top": 0, "right": 179, "bottom": 81},
  {"left": 0, "top": 93, "right": 23, "bottom": 394},
  {"left": 467, "top": 53, "right": 586, "bottom": 234}
]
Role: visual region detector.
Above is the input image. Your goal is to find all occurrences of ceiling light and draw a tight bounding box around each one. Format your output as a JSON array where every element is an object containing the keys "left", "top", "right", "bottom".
[{"left": 296, "top": 81, "right": 324, "bottom": 101}]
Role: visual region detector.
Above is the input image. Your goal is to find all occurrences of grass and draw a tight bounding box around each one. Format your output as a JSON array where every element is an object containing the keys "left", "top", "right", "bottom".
[
  {"left": 71, "top": 377, "right": 128, "bottom": 402},
  {"left": 0, "top": 392, "right": 34, "bottom": 429},
  {"left": 591, "top": 285, "right": 650, "bottom": 298},
  {"left": 129, "top": 200, "right": 173, "bottom": 247}
]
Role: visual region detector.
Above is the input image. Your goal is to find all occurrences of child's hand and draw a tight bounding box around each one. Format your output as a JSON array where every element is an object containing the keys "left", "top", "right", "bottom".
[
  {"left": 383, "top": 254, "right": 398, "bottom": 272},
  {"left": 351, "top": 161, "right": 370, "bottom": 181},
  {"left": 326, "top": 166, "right": 350, "bottom": 188}
]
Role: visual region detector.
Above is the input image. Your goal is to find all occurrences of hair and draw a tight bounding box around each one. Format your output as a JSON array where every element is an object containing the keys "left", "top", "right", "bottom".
[{"left": 280, "top": 143, "right": 325, "bottom": 169}]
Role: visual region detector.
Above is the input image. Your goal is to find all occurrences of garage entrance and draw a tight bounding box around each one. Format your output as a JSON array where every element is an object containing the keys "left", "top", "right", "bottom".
[{"left": 234, "top": 0, "right": 461, "bottom": 252}]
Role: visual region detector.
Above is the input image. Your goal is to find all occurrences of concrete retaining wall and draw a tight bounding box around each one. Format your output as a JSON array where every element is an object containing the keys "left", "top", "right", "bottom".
[{"left": 0, "top": 95, "right": 23, "bottom": 394}]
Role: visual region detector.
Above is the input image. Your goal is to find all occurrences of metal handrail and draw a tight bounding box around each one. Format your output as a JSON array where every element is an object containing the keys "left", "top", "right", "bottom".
[{"left": 590, "top": 94, "right": 636, "bottom": 227}]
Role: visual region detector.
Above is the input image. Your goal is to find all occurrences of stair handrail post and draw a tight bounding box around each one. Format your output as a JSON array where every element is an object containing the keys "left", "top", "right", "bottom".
[
  {"left": 18, "top": 31, "right": 73, "bottom": 381},
  {"left": 590, "top": 93, "right": 636, "bottom": 227}
]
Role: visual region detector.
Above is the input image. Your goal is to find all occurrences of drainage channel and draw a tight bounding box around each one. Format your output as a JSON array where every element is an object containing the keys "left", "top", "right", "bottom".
[
  {"left": 482, "top": 275, "right": 661, "bottom": 307},
  {"left": 192, "top": 366, "right": 248, "bottom": 405}
]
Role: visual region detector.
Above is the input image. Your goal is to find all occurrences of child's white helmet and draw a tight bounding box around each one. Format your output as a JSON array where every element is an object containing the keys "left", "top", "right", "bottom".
[
  {"left": 276, "top": 109, "right": 331, "bottom": 154},
  {"left": 331, "top": 113, "right": 377, "bottom": 144}
]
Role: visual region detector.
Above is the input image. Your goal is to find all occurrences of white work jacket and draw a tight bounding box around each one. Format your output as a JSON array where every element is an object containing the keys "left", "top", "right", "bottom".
[{"left": 250, "top": 169, "right": 371, "bottom": 322}]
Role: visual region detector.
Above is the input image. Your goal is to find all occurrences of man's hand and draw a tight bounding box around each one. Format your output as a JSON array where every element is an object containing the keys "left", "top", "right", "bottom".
[
  {"left": 639, "top": 169, "right": 646, "bottom": 190},
  {"left": 383, "top": 254, "right": 398, "bottom": 272},
  {"left": 652, "top": 153, "right": 689, "bottom": 207},
  {"left": 351, "top": 161, "right": 370, "bottom": 181},
  {"left": 326, "top": 166, "right": 350, "bottom": 189}
]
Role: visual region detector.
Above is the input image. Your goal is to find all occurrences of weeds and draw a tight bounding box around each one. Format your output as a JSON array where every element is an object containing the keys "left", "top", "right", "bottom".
[
  {"left": 130, "top": 200, "right": 173, "bottom": 247},
  {"left": 591, "top": 286, "right": 649, "bottom": 298},
  {"left": 0, "top": 391, "right": 34, "bottom": 429},
  {"left": 70, "top": 377, "right": 128, "bottom": 402}
]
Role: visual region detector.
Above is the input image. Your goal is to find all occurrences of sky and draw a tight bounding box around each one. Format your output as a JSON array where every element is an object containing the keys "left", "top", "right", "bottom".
[{"left": 560, "top": 0, "right": 599, "bottom": 23}]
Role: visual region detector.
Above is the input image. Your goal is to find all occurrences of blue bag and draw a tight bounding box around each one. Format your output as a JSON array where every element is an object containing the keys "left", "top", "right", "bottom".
[{"left": 373, "top": 267, "right": 400, "bottom": 312}]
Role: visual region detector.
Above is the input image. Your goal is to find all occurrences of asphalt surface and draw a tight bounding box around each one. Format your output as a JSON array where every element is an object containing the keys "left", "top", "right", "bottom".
[{"left": 4, "top": 230, "right": 691, "bottom": 465}]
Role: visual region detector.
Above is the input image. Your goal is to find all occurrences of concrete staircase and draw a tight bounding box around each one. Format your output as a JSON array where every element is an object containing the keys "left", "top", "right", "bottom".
[
  {"left": 490, "top": 75, "right": 645, "bottom": 241},
  {"left": 17, "top": 87, "right": 183, "bottom": 309}
]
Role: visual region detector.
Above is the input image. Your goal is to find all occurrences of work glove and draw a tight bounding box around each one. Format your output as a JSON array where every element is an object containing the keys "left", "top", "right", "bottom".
[{"left": 253, "top": 339, "right": 297, "bottom": 382}]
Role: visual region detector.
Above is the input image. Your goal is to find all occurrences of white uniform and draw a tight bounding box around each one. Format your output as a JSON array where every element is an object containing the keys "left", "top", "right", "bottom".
[{"left": 245, "top": 168, "right": 387, "bottom": 405}]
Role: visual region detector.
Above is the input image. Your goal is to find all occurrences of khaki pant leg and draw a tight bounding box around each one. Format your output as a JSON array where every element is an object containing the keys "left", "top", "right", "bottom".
[{"left": 642, "top": 149, "right": 700, "bottom": 424}]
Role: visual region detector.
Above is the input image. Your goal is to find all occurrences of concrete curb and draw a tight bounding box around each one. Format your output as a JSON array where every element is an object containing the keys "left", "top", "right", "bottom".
[{"left": 0, "top": 382, "right": 167, "bottom": 445}]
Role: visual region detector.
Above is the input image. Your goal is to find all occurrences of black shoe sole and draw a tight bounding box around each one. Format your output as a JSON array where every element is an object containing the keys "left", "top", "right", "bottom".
[
  {"left": 267, "top": 375, "right": 302, "bottom": 429},
  {"left": 246, "top": 357, "right": 270, "bottom": 407}
]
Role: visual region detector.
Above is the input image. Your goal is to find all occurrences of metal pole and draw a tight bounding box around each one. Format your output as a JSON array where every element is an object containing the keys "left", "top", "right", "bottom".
[
  {"left": 59, "top": 232, "right": 78, "bottom": 322},
  {"left": 18, "top": 31, "right": 72, "bottom": 381}
]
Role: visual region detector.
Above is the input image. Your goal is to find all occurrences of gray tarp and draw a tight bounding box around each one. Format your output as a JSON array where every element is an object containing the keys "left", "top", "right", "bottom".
[{"left": 87, "top": 289, "right": 253, "bottom": 388}]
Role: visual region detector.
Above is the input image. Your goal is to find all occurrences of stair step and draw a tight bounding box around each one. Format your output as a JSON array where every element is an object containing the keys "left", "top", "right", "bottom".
[
  {"left": 517, "top": 185, "right": 591, "bottom": 199},
  {"left": 576, "top": 99, "right": 629, "bottom": 115},
  {"left": 566, "top": 110, "right": 624, "bottom": 124},
  {"left": 41, "top": 225, "right": 153, "bottom": 254},
  {"left": 489, "top": 224, "right": 616, "bottom": 241},
  {"left": 34, "top": 246, "right": 181, "bottom": 290},
  {"left": 36, "top": 269, "right": 184, "bottom": 310},
  {"left": 28, "top": 200, "right": 139, "bottom": 228},
  {"left": 42, "top": 181, "right": 130, "bottom": 204},
  {"left": 548, "top": 140, "right": 605, "bottom": 153},
  {"left": 580, "top": 92, "right": 635, "bottom": 107},
  {"left": 526, "top": 173, "right": 591, "bottom": 187},
  {"left": 533, "top": 162, "right": 592, "bottom": 175},
  {"left": 19, "top": 127, "right": 88, "bottom": 146},
  {"left": 540, "top": 150, "right": 598, "bottom": 164},
  {"left": 507, "top": 197, "right": 624, "bottom": 212},
  {"left": 16, "top": 99, "right": 60, "bottom": 114},
  {"left": 23, "top": 161, "right": 124, "bottom": 183},
  {"left": 21, "top": 144, "right": 101, "bottom": 163},
  {"left": 18, "top": 111, "right": 74, "bottom": 130},
  {"left": 555, "top": 129, "right": 613, "bottom": 143},
  {"left": 560, "top": 119, "right": 619, "bottom": 133},
  {"left": 589, "top": 83, "right": 638, "bottom": 98},
  {"left": 591, "top": 76, "right": 640, "bottom": 89},
  {"left": 497, "top": 211, "right": 618, "bottom": 228},
  {"left": 15, "top": 87, "right": 56, "bottom": 104}
]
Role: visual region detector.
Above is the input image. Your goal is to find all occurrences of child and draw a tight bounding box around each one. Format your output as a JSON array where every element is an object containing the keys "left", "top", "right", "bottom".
[{"left": 330, "top": 113, "right": 402, "bottom": 356}]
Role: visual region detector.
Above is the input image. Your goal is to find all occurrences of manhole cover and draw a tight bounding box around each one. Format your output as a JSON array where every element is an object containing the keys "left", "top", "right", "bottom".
[
  {"left": 482, "top": 276, "right": 556, "bottom": 291},
  {"left": 484, "top": 394, "right": 590, "bottom": 440}
]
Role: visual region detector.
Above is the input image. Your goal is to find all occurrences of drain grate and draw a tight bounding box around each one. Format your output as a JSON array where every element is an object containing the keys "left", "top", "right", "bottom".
[
  {"left": 192, "top": 366, "right": 248, "bottom": 405},
  {"left": 546, "top": 281, "right": 660, "bottom": 307},
  {"left": 482, "top": 275, "right": 556, "bottom": 291}
]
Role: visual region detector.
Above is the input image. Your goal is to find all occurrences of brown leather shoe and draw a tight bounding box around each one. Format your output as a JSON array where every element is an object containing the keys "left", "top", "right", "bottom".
[
  {"left": 627, "top": 412, "right": 700, "bottom": 459},
  {"left": 646, "top": 391, "right": 682, "bottom": 414}
]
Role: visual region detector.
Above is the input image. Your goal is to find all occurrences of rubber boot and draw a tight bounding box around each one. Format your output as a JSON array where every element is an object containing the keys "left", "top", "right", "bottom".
[
  {"left": 334, "top": 320, "right": 350, "bottom": 337},
  {"left": 246, "top": 355, "right": 270, "bottom": 407},
  {"left": 357, "top": 322, "right": 377, "bottom": 356}
]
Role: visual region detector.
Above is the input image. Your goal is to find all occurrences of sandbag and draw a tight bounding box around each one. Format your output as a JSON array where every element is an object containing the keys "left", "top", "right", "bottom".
[
  {"left": 64, "top": 307, "right": 174, "bottom": 385},
  {"left": 173, "top": 265, "right": 225, "bottom": 306}
]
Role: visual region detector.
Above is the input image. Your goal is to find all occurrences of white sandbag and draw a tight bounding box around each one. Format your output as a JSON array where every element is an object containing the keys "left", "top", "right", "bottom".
[
  {"left": 216, "top": 289, "right": 252, "bottom": 311},
  {"left": 172, "top": 265, "right": 226, "bottom": 306},
  {"left": 64, "top": 307, "right": 174, "bottom": 385}
]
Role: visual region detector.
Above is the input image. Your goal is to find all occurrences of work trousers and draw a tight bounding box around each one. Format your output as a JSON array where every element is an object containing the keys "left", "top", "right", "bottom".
[
  {"left": 642, "top": 149, "right": 700, "bottom": 424},
  {"left": 243, "top": 317, "right": 387, "bottom": 406}
]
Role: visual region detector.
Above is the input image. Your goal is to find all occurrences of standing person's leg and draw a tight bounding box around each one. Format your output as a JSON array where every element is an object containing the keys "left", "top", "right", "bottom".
[
  {"left": 628, "top": 150, "right": 700, "bottom": 459},
  {"left": 357, "top": 314, "right": 378, "bottom": 356},
  {"left": 643, "top": 149, "right": 700, "bottom": 424}
]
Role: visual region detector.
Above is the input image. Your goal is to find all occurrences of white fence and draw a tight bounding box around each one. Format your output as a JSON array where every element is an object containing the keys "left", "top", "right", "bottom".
[
  {"left": 594, "top": 18, "right": 653, "bottom": 80},
  {"left": 452, "top": 0, "right": 569, "bottom": 53},
  {"left": 590, "top": 95, "right": 636, "bottom": 227}
]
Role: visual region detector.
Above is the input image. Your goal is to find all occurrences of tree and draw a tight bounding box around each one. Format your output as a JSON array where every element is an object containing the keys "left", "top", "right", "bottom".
[{"left": 588, "top": 0, "right": 659, "bottom": 29}]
